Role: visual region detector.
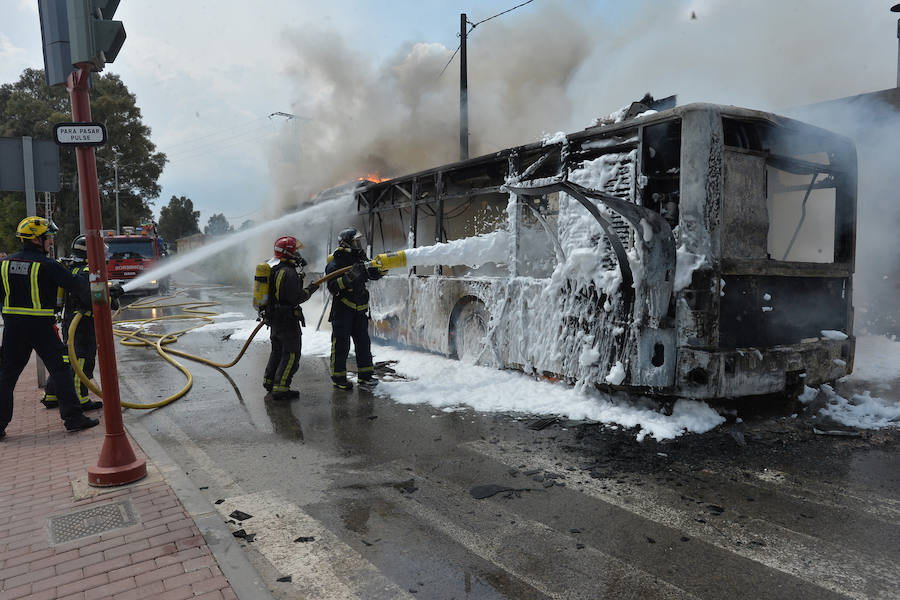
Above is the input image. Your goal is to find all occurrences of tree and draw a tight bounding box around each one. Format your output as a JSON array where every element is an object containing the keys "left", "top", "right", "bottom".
[
  {"left": 0, "top": 68, "right": 166, "bottom": 254},
  {"left": 158, "top": 195, "right": 200, "bottom": 244},
  {"left": 0, "top": 194, "right": 26, "bottom": 253},
  {"left": 204, "top": 213, "right": 233, "bottom": 236}
]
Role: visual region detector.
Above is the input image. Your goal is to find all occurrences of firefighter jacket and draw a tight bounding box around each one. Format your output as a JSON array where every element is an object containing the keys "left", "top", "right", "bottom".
[
  {"left": 0, "top": 244, "right": 89, "bottom": 319},
  {"left": 325, "top": 246, "right": 383, "bottom": 313},
  {"left": 269, "top": 259, "right": 315, "bottom": 327},
  {"left": 61, "top": 262, "right": 95, "bottom": 334}
]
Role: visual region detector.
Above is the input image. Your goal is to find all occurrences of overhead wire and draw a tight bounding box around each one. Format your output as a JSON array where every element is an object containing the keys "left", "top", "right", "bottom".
[{"left": 438, "top": 0, "right": 536, "bottom": 79}]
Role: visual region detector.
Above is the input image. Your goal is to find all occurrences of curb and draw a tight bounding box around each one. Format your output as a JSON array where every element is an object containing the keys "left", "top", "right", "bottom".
[{"left": 123, "top": 412, "right": 276, "bottom": 600}]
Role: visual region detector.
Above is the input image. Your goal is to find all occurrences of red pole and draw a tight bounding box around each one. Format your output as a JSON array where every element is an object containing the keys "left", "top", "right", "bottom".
[{"left": 66, "top": 66, "right": 146, "bottom": 487}]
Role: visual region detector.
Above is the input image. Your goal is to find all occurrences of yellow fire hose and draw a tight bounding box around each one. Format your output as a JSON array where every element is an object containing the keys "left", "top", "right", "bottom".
[{"left": 66, "top": 265, "right": 360, "bottom": 410}]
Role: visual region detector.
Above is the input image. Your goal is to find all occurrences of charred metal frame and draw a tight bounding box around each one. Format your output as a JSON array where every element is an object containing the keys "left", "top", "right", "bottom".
[{"left": 349, "top": 103, "right": 857, "bottom": 399}]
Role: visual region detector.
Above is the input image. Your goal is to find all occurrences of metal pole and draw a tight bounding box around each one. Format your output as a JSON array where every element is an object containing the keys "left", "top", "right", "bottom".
[
  {"left": 22, "top": 136, "right": 36, "bottom": 215},
  {"left": 66, "top": 65, "right": 146, "bottom": 487},
  {"left": 114, "top": 156, "right": 120, "bottom": 235},
  {"left": 459, "top": 13, "right": 469, "bottom": 161},
  {"left": 894, "top": 4, "right": 900, "bottom": 87}
]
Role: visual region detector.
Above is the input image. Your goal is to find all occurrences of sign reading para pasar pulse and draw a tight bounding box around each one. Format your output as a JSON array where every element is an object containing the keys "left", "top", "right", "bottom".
[{"left": 53, "top": 122, "right": 107, "bottom": 146}]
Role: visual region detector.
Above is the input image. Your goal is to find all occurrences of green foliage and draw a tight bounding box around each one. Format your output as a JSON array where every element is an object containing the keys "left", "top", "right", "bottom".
[
  {"left": 204, "top": 213, "right": 233, "bottom": 236},
  {"left": 0, "top": 68, "right": 166, "bottom": 254},
  {"left": 158, "top": 195, "right": 200, "bottom": 245},
  {"left": 0, "top": 194, "right": 26, "bottom": 254}
]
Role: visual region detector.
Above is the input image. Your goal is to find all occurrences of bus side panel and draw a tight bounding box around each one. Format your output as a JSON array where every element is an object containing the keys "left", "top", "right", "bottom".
[{"left": 369, "top": 275, "right": 498, "bottom": 357}]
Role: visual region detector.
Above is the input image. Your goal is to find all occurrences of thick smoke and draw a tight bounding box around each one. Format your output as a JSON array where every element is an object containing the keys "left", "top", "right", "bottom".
[
  {"left": 266, "top": 0, "right": 899, "bottom": 334},
  {"left": 790, "top": 93, "right": 900, "bottom": 337},
  {"left": 267, "top": 4, "right": 593, "bottom": 208}
]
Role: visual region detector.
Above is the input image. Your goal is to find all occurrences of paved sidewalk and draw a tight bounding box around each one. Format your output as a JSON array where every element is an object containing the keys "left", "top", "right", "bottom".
[{"left": 0, "top": 356, "right": 255, "bottom": 600}]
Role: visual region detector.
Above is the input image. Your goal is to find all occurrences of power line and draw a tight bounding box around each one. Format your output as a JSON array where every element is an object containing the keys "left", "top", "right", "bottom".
[{"left": 438, "top": 0, "right": 536, "bottom": 79}]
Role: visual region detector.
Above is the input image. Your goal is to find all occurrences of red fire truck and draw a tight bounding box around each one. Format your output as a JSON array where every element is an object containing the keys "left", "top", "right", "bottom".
[{"left": 104, "top": 224, "right": 170, "bottom": 294}]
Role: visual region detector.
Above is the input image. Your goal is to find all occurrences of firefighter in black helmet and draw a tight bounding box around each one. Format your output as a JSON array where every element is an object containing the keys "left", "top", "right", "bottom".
[
  {"left": 324, "top": 227, "right": 384, "bottom": 390},
  {"left": 41, "top": 235, "right": 115, "bottom": 412},
  {"left": 0, "top": 217, "right": 99, "bottom": 440},
  {"left": 263, "top": 236, "right": 319, "bottom": 400}
]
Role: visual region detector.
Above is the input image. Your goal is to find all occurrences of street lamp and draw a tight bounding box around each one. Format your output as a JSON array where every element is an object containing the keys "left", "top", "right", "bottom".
[
  {"left": 95, "top": 153, "right": 121, "bottom": 234},
  {"left": 112, "top": 153, "right": 120, "bottom": 235}
]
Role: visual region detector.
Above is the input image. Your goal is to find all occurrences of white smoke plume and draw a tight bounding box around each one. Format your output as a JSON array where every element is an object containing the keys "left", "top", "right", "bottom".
[{"left": 264, "top": 0, "right": 899, "bottom": 334}]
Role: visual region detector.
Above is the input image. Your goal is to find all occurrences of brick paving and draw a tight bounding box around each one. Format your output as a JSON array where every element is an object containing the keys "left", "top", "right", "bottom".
[{"left": 0, "top": 356, "right": 238, "bottom": 600}]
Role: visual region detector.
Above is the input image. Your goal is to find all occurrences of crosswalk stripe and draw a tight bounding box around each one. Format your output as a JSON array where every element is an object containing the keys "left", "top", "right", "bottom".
[
  {"left": 150, "top": 411, "right": 245, "bottom": 494},
  {"left": 216, "top": 490, "right": 417, "bottom": 600},
  {"left": 736, "top": 466, "right": 900, "bottom": 524},
  {"left": 361, "top": 462, "right": 700, "bottom": 600},
  {"left": 466, "top": 440, "right": 899, "bottom": 600}
]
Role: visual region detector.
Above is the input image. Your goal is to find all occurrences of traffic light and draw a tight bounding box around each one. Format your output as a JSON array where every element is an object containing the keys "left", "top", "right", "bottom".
[{"left": 66, "top": 0, "right": 126, "bottom": 72}]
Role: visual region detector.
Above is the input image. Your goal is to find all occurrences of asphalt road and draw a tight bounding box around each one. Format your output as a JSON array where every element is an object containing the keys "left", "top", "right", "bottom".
[{"left": 113, "top": 283, "right": 900, "bottom": 600}]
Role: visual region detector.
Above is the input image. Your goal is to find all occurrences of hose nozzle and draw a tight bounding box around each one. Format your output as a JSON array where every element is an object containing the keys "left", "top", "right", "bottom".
[{"left": 372, "top": 250, "right": 407, "bottom": 271}]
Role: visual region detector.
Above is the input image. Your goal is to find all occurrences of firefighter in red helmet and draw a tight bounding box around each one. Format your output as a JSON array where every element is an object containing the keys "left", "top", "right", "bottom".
[{"left": 263, "top": 236, "right": 319, "bottom": 400}]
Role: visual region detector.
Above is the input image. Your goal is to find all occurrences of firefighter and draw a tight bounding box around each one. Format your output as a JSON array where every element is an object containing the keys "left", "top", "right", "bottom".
[
  {"left": 325, "top": 227, "right": 384, "bottom": 390},
  {"left": 263, "top": 236, "right": 319, "bottom": 400},
  {"left": 41, "top": 235, "right": 116, "bottom": 412},
  {"left": 0, "top": 217, "right": 99, "bottom": 440}
]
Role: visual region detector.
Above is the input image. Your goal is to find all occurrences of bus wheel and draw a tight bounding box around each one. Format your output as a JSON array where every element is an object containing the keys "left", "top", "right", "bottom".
[{"left": 452, "top": 300, "right": 489, "bottom": 364}]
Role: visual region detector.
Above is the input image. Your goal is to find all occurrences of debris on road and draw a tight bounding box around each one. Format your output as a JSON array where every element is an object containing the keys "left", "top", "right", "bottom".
[
  {"left": 470, "top": 484, "right": 534, "bottom": 499},
  {"left": 813, "top": 427, "right": 862, "bottom": 437},
  {"left": 229, "top": 509, "right": 253, "bottom": 521},
  {"left": 527, "top": 416, "right": 559, "bottom": 431}
]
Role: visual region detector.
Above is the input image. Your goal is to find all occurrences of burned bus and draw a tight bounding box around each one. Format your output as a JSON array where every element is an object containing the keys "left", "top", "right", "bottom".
[{"left": 346, "top": 102, "right": 857, "bottom": 399}]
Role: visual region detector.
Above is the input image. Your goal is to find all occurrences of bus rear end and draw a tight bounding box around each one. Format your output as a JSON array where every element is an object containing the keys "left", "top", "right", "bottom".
[{"left": 676, "top": 107, "right": 857, "bottom": 399}]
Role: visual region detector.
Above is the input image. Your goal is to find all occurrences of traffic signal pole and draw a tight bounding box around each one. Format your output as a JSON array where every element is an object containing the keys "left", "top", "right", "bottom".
[{"left": 66, "top": 65, "right": 146, "bottom": 487}]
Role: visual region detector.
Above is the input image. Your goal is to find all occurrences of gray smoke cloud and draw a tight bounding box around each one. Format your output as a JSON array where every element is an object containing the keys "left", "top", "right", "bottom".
[
  {"left": 264, "top": 0, "right": 899, "bottom": 334},
  {"left": 789, "top": 93, "right": 900, "bottom": 336}
]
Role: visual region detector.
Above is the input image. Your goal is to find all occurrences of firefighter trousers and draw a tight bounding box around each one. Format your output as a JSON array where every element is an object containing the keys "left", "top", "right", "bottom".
[
  {"left": 330, "top": 306, "right": 374, "bottom": 382},
  {"left": 264, "top": 320, "right": 301, "bottom": 392},
  {"left": 0, "top": 315, "right": 83, "bottom": 428},
  {"left": 44, "top": 322, "right": 96, "bottom": 404}
]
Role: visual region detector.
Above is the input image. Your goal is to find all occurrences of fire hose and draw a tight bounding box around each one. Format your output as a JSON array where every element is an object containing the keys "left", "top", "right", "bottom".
[{"left": 65, "top": 263, "right": 367, "bottom": 409}]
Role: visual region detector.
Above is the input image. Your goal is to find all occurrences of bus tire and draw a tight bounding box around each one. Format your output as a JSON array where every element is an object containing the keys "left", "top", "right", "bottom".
[{"left": 452, "top": 300, "right": 489, "bottom": 364}]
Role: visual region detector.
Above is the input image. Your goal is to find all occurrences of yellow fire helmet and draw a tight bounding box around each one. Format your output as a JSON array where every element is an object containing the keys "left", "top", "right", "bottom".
[{"left": 16, "top": 216, "right": 58, "bottom": 240}]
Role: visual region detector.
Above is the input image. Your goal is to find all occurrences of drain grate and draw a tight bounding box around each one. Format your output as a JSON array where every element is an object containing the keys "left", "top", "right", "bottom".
[{"left": 48, "top": 499, "right": 140, "bottom": 545}]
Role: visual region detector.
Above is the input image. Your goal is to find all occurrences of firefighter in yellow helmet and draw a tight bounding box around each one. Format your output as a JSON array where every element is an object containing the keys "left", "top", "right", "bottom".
[
  {"left": 324, "top": 227, "right": 384, "bottom": 390},
  {"left": 0, "top": 217, "right": 99, "bottom": 440}
]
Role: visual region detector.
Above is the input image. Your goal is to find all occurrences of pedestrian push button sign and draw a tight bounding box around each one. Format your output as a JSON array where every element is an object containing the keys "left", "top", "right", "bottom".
[{"left": 54, "top": 122, "right": 107, "bottom": 147}]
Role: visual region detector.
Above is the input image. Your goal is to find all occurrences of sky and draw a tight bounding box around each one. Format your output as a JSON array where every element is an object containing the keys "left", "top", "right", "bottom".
[{"left": 2, "top": 0, "right": 899, "bottom": 230}]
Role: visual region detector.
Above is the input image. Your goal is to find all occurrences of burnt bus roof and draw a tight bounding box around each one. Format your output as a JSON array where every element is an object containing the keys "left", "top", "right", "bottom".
[{"left": 355, "top": 102, "right": 854, "bottom": 198}]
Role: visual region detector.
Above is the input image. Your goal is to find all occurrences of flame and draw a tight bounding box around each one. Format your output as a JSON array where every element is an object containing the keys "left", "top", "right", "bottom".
[{"left": 358, "top": 173, "right": 388, "bottom": 183}]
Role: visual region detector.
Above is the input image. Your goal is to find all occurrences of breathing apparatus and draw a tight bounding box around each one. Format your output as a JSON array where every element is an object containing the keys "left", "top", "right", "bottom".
[{"left": 253, "top": 236, "right": 311, "bottom": 316}]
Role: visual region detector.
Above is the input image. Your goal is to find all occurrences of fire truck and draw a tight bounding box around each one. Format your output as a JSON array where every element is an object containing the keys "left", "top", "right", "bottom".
[{"left": 104, "top": 224, "right": 170, "bottom": 294}]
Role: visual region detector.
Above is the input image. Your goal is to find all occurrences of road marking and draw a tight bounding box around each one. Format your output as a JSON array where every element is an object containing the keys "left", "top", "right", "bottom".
[
  {"left": 466, "top": 440, "right": 900, "bottom": 600},
  {"left": 149, "top": 411, "right": 245, "bottom": 495},
  {"left": 216, "top": 490, "right": 416, "bottom": 600},
  {"left": 741, "top": 467, "right": 900, "bottom": 524},
  {"left": 360, "top": 462, "right": 700, "bottom": 600}
]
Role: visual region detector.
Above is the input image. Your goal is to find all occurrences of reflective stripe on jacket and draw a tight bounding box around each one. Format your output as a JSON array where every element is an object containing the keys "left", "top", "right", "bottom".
[{"left": 0, "top": 245, "right": 87, "bottom": 318}]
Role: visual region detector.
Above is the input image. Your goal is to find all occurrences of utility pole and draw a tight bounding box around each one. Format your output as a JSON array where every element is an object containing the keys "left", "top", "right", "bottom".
[
  {"left": 459, "top": 13, "right": 469, "bottom": 161},
  {"left": 893, "top": 4, "right": 900, "bottom": 87},
  {"left": 67, "top": 66, "right": 145, "bottom": 487}
]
